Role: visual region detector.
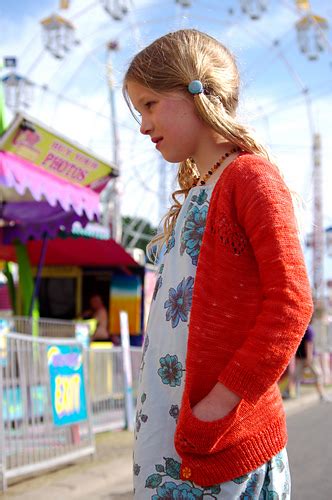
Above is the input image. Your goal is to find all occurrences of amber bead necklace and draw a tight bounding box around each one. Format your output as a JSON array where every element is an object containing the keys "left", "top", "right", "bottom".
[{"left": 192, "top": 146, "right": 240, "bottom": 187}]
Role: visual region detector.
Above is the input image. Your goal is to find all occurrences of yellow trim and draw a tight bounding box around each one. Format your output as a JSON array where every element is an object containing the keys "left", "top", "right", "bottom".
[
  {"left": 296, "top": 13, "right": 328, "bottom": 28},
  {"left": 31, "top": 266, "right": 81, "bottom": 278},
  {"left": 40, "top": 14, "right": 74, "bottom": 29},
  {"left": 90, "top": 341, "right": 113, "bottom": 349}
]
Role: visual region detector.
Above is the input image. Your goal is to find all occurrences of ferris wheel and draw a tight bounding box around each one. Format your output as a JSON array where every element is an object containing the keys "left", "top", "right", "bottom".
[{"left": 1, "top": 0, "right": 331, "bottom": 301}]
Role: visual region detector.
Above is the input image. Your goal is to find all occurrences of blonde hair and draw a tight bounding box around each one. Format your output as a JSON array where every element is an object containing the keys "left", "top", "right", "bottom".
[{"left": 123, "top": 29, "right": 272, "bottom": 259}]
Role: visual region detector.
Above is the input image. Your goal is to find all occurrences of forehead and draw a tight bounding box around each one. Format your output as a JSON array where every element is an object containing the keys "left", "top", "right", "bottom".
[
  {"left": 126, "top": 81, "right": 159, "bottom": 105},
  {"left": 126, "top": 80, "right": 189, "bottom": 108}
]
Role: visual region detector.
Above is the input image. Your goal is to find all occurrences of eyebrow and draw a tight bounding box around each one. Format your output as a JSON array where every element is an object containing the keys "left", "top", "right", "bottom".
[{"left": 136, "top": 95, "right": 152, "bottom": 106}]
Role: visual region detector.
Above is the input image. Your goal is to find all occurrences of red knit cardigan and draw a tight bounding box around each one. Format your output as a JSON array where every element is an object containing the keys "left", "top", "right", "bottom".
[{"left": 174, "top": 153, "right": 313, "bottom": 486}]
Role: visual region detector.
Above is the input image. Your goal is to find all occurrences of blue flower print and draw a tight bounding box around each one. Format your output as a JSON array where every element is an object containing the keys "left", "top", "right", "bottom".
[
  {"left": 169, "top": 404, "right": 180, "bottom": 422},
  {"left": 272, "top": 452, "right": 285, "bottom": 473},
  {"left": 153, "top": 276, "right": 163, "bottom": 301},
  {"left": 158, "top": 354, "right": 184, "bottom": 387},
  {"left": 240, "top": 472, "right": 263, "bottom": 499},
  {"left": 165, "top": 229, "right": 175, "bottom": 254},
  {"left": 233, "top": 474, "right": 249, "bottom": 484},
  {"left": 145, "top": 458, "right": 220, "bottom": 499},
  {"left": 140, "top": 334, "right": 149, "bottom": 378},
  {"left": 180, "top": 205, "right": 208, "bottom": 265},
  {"left": 143, "top": 334, "right": 149, "bottom": 357},
  {"left": 135, "top": 393, "right": 148, "bottom": 437},
  {"left": 164, "top": 276, "right": 194, "bottom": 328},
  {"left": 151, "top": 481, "right": 203, "bottom": 500},
  {"left": 258, "top": 453, "right": 287, "bottom": 500},
  {"left": 191, "top": 189, "right": 208, "bottom": 206}
]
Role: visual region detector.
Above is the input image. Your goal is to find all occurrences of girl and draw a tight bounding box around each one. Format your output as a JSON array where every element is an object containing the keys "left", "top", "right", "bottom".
[{"left": 123, "top": 29, "right": 313, "bottom": 499}]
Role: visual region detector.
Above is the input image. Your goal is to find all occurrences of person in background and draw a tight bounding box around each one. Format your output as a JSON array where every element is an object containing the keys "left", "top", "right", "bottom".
[
  {"left": 286, "top": 321, "right": 332, "bottom": 402},
  {"left": 83, "top": 294, "right": 109, "bottom": 341}
]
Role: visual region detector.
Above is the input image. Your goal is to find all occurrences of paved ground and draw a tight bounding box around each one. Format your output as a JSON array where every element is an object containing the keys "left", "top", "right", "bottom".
[
  {"left": 287, "top": 397, "right": 332, "bottom": 500},
  {"left": 1, "top": 385, "right": 331, "bottom": 499},
  {"left": 1, "top": 431, "right": 134, "bottom": 500}
]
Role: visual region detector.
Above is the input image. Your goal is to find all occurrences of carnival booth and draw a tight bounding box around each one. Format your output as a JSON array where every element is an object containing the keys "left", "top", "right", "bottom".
[
  {"left": 0, "top": 112, "right": 142, "bottom": 469},
  {"left": 0, "top": 113, "right": 109, "bottom": 313},
  {"left": 0, "top": 234, "right": 145, "bottom": 346},
  {"left": 0, "top": 113, "right": 145, "bottom": 346}
]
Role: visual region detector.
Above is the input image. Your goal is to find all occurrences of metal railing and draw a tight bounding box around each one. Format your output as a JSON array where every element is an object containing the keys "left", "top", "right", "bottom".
[
  {"left": 0, "top": 332, "right": 95, "bottom": 490},
  {"left": 0, "top": 315, "right": 143, "bottom": 488},
  {"left": 1, "top": 316, "right": 143, "bottom": 433},
  {"left": 8, "top": 316, "right": 78, "bottom": 338},
  {"left": 87, "top": 345, "right": 142, "bottom": 433}
]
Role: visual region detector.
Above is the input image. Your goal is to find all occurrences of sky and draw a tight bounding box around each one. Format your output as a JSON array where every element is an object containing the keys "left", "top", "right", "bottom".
[{"left": 0, "top": 0, "right": 331, "bottom": 281}]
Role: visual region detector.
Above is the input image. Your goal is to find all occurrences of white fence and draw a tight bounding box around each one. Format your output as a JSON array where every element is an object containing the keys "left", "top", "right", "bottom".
[
  {"left": 1, "top": 316, "right": 142, "bottom": 433},
  {"left": 8, "top": 316, "right": 78, "bottom": 338},
  {"left": 0, "top": 316, "right": 143, "bottom": 490},
  {"left": 88, "top": 346, "right": 142, "bottom": 433},
  {"left": 0, "top": 332, "right": 95, "bottom": 490}
]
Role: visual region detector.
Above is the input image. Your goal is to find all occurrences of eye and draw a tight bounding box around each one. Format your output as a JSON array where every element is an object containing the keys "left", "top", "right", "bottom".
[{"left": 145, "top": 101, "right": 155, "bottom": 109}]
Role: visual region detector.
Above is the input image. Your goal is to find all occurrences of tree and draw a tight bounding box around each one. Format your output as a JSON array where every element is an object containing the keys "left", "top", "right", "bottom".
[{"left": 122, "top": 216, "right": 157, "bottom": 254}]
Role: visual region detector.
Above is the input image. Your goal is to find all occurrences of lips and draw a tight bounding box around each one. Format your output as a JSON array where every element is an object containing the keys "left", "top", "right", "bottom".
[{"left": 151, "top": 136, "right": 163, "bottom": 145}]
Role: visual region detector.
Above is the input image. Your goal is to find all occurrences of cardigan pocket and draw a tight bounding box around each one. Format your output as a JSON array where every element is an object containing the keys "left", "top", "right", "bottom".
[{"left": 174, "top": 391, "right": 244, "bottom": 456}]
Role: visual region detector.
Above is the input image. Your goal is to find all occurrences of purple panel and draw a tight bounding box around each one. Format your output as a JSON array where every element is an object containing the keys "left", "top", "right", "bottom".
[
  {"left": 0, "top": 151, "right": 101, "bottom": 242},
  {"left": 1, "top": 202, "right": 92, "bottom": 243}
]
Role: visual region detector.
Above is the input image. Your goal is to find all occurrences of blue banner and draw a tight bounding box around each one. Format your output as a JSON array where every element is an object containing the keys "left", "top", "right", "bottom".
[
  {"left": 48, "top": 345, "right": 87, "bottom": 426},
  {"left": 2, "top": 387, "right": 23, "bottom": 421},
  {"left": 0, "top": 318, "right": 9, "bottom": 367}
]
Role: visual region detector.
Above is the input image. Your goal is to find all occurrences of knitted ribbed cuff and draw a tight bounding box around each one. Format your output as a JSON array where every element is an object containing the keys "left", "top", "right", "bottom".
[{"left": 218, "top": 361, "right": 268, "bottom": 405}]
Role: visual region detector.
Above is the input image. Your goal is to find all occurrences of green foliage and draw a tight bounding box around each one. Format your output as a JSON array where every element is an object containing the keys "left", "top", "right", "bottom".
[{"left": 122, "top": 215, "right": 157, "bottom": 254}]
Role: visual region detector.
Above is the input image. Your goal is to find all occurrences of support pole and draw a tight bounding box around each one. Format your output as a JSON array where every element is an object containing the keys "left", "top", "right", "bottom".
[
  {"left": 120, "top": 311, "right": 134, "bottom": 431},
  {"left": 102, "top": 44, "right": 122, "bottom": 243},
  {"left": 312, "top": 133, "right": 325, "bottom": 310},
  {"left": 28, "top": 235, "right": 48, "bottom": 318}
]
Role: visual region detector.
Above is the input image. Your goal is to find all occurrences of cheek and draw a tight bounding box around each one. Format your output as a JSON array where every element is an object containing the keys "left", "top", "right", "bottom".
[{"left": 162, "top": 99, "right": 191, "bottom": 122}]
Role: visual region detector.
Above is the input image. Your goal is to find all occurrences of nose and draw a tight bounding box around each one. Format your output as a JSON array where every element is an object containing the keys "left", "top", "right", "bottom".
[{"left": 140, "top": 116, "right": 152, "bottom": 136}]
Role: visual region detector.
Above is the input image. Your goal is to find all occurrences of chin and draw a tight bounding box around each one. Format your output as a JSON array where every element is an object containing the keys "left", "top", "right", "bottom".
[{"left": 160, "top": 152, "right": 187, "bottom": 164}]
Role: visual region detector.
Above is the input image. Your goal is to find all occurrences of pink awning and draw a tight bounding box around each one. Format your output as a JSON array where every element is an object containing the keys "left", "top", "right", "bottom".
[{"left": 0, "top": 151, "right": 99, "bottom": 221}]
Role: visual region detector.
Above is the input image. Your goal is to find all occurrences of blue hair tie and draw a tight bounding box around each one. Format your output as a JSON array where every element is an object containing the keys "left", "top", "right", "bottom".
[{"left": 188, "top": 80, "right": 204, "bottom": 95}]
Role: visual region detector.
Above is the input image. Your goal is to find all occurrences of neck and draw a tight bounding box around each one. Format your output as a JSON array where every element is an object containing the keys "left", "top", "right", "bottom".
[{"left": 193, "top": 141, "right": 239, "bottom": 183}]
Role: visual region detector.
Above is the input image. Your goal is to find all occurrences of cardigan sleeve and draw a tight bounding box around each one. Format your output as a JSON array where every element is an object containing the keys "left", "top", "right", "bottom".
[{"left": 217, "top": 158, "right": 313, "bottom": 405}]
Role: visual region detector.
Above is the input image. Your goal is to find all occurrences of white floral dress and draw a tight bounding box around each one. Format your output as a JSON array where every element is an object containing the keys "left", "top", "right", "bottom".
[{"left": 134, "top": 183, "right": 291, "bottom": 499}]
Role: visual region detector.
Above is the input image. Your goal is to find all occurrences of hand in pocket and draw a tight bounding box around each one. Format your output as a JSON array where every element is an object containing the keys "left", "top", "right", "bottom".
[{"left": 192, "top": 382, "right": 241, "bottom": 422}]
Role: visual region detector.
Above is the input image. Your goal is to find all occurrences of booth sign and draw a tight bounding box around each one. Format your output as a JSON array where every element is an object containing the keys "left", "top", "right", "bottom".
[{"left": 47, "top": 344, "right": 87, "bottom": 426}]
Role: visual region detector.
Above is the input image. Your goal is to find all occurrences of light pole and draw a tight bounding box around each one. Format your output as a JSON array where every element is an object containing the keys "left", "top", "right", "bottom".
[{"left": 102, "top": 40, "right": 122, "bottom": 243}]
